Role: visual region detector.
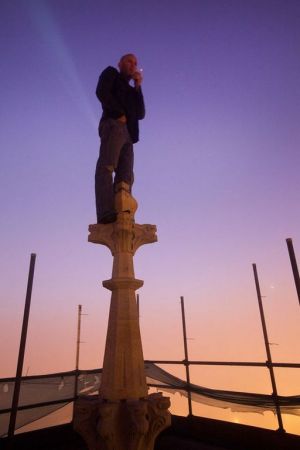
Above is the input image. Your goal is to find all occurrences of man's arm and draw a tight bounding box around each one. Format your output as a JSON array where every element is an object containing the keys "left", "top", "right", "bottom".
[
  {"left": 96, "top": 67, "right": 125, "bottom": 119},
  {"left": 132, "top": 71, "right": 145, "bottom": 120},
  {"left": 135, "top": 87, "right": 145, "bottom": 120}
]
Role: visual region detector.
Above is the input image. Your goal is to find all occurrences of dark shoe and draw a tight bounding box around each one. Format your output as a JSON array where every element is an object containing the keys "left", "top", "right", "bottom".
[{"left": 98, "top": 212, "right": 117, "bottom": 224}]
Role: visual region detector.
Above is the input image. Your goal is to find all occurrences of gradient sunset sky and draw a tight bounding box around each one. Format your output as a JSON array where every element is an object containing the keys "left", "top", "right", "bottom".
[{"left": 1, "top": 0, "right": 300, "bottom": 434}]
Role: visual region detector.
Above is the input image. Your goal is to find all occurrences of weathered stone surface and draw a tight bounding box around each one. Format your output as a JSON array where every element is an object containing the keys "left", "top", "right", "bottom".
[
  {"left": 74, "top": 182, "right": 170, "bottom": 449},
  {"left": 100, "top": 285, "right": 148, "bottom": 400},
  {"left": 74, "top": 393, "right": 171, "bottom": 450}
]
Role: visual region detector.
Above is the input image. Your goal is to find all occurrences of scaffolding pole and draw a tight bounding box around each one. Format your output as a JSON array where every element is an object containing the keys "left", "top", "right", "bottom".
[
  {"left": 286, "top": 238, "right": 300, "bottom": 306},
  {"left": 8, "top": 253, "right": 36, "bottom": 441},
  {"left": 74, "top": 304, "right": 82, "bottom": 400},
  {"left": 180, "top": 296, "right": 193, "bottom": 416},
  {"left": 252, "top": 263, "right": 285, "bottom": 432}
]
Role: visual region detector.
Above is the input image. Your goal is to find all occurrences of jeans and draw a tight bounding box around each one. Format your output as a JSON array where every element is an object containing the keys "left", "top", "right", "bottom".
[{"left": 95, "top": 118, "right": 134, "bottom": 222}]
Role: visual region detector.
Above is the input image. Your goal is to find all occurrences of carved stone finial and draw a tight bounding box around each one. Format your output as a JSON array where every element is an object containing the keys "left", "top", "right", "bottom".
[{"left": 76, "top": 188, "right": 171, "bottom": 449}]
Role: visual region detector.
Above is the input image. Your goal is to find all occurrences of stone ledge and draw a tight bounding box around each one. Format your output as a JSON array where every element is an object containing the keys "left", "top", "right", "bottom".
[{"left": 102, "top": 277, "right": 144, "bottom": 291}]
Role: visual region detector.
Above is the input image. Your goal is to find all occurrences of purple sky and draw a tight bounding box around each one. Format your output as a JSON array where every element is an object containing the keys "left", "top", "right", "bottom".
[{"left": 1, "top": 0, "right": 300, "bottom": 433}]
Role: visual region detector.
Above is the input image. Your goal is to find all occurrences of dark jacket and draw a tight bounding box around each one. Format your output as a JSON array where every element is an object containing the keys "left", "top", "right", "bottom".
[{"left": 96, "top": 66, "right": 145, "bottom": 144}]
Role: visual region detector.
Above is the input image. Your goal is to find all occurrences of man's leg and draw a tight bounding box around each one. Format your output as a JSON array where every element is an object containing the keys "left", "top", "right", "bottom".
[
  {"left": 114, "top": 140, "right": 134, "bottom": 192},
  {"left": 95, "top": 161, "right": 115, "bottom": 223},
  {"left": 95, "top": 119, "right": 127, "bottom": 223}
]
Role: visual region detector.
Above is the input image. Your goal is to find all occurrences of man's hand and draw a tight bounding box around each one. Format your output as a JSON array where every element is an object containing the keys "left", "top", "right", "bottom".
[
  {"left": 117, "top": 115, "right": 127, "bottom": 123},
  {"left": 132, "top": 70, "right": 143, "bottom": 88}
]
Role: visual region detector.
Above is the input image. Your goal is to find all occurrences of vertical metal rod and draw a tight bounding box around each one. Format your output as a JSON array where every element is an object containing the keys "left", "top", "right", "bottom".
[
  {"left": 286, "top": 238, "right": 300, "bottom": 306},
  {"left": 74, "top": 304, "right": 82, "bottom": 400},
  {"left": 136, "top": 293, "right": 140, "bottom": 318},
  {"left": 180, "top": 296, "right": 192, "bottom": 416},
  {"left": 252, "top": 264, "right": 284, "bottom": 432},
  {"left": 8, "top": 253, "right": 36, "bottom": 440}
]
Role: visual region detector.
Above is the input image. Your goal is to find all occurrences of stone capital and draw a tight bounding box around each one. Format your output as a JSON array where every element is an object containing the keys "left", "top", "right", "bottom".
[{"left": 88, "top": 222, "right": 157, "bottom": 256}]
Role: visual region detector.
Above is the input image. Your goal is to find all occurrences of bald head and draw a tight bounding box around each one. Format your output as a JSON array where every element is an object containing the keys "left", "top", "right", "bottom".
[{"left": 118, "top": 54, "right": 138, "bottom": 79}]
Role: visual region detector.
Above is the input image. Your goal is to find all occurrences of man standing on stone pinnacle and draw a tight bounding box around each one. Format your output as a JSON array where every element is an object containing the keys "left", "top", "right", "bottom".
[{"left": 95, "top": 54, "right": 145, "bottom": 224}]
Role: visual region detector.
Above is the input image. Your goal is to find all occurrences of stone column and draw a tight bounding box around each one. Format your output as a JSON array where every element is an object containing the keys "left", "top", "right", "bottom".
[{"left": 74, "top": 182, "right": 171, "bottom": 450}]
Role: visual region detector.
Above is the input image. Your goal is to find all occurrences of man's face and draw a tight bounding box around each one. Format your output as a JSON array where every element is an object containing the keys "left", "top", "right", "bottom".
[{"left": 118, "top": 54, "right": 138, "bottom": 78}]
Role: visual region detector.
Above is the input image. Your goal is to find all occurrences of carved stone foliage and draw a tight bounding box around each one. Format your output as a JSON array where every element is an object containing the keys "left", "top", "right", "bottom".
[
  {"left": 73, "top": 396, "right": 101, "bottom": 450},
  {"left": 145, "top": 393, "right": 171, "bottom": 448},
  {"left": 97, "top": 402, "right": 118, "bottom": 450},
  {"left": 88, "top": 181, "right": 157, "bottom": 256},
  {"left": 88, "top": 222, "right": 157, "bottom": 256},
  {"left": 132, "top": 224, "right": 157, "bottom": 254},
  {"left": 74, "top": 394, "right": 171, "bottom": 450}
]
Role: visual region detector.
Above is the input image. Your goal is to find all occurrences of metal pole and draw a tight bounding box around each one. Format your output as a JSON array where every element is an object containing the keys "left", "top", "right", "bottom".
[
  {"left": 252, "top": 264, "right": 285, "bottom": 432},
  {"left": 8, "top": 253, "right": 36, "bottom": 440},
  {"left": 286, "top": 238, "right": 300, "bottom": 306},
  {"left": 180, "top": 296, "right": 192, "bottom": 416},
  {"left": 74, "top": 304, "right": 82, "bottom": 400}
]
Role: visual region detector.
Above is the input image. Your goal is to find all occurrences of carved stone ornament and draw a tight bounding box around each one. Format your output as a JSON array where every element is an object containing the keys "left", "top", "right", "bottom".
[
  {"left": 75, "top": 183, "right": 171, "bottom": 449},
  {"left": 88, "top": 183, "right": 157, "bottom": 256},
  {"left": 74, "top": 394, "right": 171, "bottom": 450}
]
